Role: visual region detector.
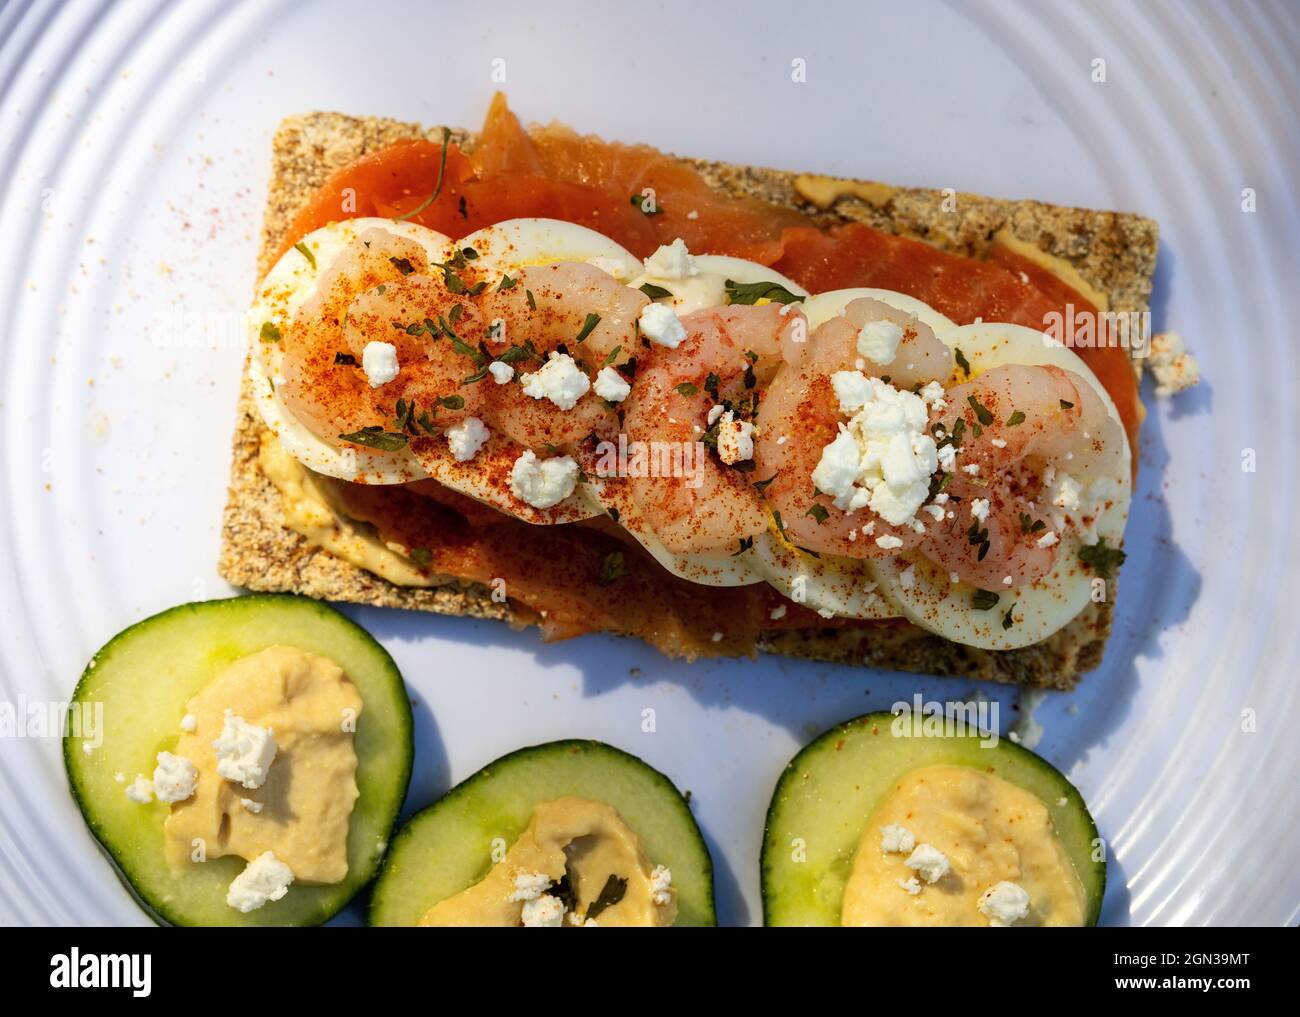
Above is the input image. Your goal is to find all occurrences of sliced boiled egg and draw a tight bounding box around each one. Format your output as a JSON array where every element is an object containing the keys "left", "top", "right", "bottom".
[
  {"left": 459, "top": 218, "right": 643, "bottom": 282},
  {"left": 628, "top": 254, "right": 808, "bottom": 315},
  {"left": 249, "top": 218, "right": 455, "bottom": 484},
  {"left": 801, "top": 287, "right": 957, "bottom": 334},
  {"left": 867, "top": 321, "right": 1133, "bottom": 650},
  {"left": 748, "top": 521, "right": 900, "bottom": 620}
]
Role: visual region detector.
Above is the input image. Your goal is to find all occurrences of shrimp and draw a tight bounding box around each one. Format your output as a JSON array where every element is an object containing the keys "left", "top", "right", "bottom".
[
  {"left": 281, "top": 246, "right": 647, "bottom": 470},
  {"left": 915, "top": 362, "right": 1125, "bottom": 588},
  {"left": 620, "top": 303, "right": 797, "bottom": 557},
  {"left": 754, "top": 298, "right": 953, "bottom": 557},
  {"left": 477, "top": 261, "right": 647, "bottom": 448}
]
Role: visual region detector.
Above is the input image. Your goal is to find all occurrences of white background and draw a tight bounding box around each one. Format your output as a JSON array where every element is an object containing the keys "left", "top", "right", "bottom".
[{"left": 0, "top": 0, "right": 1296, "bottom": 925}]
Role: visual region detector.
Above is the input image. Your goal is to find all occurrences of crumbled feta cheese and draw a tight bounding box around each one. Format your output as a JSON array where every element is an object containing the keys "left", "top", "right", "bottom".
[
  {"left": 905, "top": 843, "right": 950, "bottom": 883},
  {"left": 898, "top": 876, "right": 922, "bottom": 895},
  {"left": 520, "top": 352, "right": 590, "bottom": 410},
  {"left": 1147, "top": 331, "right": 1200, "bottom": 397},
  {"left": 961, "top": 463, "right": 981, "bottom": 475},
  {"left": 970, "top": 498, "right": 990, "bottom": 523},
  {"left": 686, "top": 209, "right": 699, "bottom": 220},
  {"left": 918, "top": 380, "right": 947, "bottom": 411},
  {"left": 642, "top": 238, "right": 700, "bottom": 279},
  {"left": 509, "top": 870, "right": 552, "bottom": 902},
  {"left": 445, "top": 416, "right": 490, "bottom": 462},
  {"left": 769, "top": 604, "right": 788, "bottom": 620},
  {"left": 124, "top": 775, "right": 154, "bottom": 804},
  {"left": 593, "top": 365, "right": 631, "bottom": 402},
  {"left": 488, "top": 361, "right": 514, "bottom": 384},
  {"left": 1011, "top": 688, "right": 1047, "bottom": 750},
  {"left": 226, "top": 851, "right": 294, "bottom": 913},
  {"left": 706, "top": 403, "right": 726, "bottom": 426},
  {"left": 1051, "top": 473, "right": 1082, "bottom": 512},
  {"left": 361, "top": 341, "right": 399, "bottom": 387},
  {"left": 990, "top": 438, "right": 1007, "bottom": 449},
  {"left": 809, "top": 373, "right": 938, "bottom": 527},
  {"left": 830, "top": 370, "right": 875, "bottom": 413},
  {"left": 923, "top": 503, "right": 945, "bottom": 521},
  {"left": 650, "top": 865, "right": 673, "bottom": 906},
  {"left": 711, "top": 631, "right": 724, "bottom": 642},
  {"left": 716, "top": 411, "right": 754, "bottom": 464},
  {"left": 240, "top": 797, "right": 263, "bottom": 814},
  {"left": 509, "top": 451, "right": 579, "bottom": 509},
  {"left": 876, "top": 534, "right": 904, "bottom": 550},
  {"left": 213, "top": 710, "right": 277, "bottom": 790},
  {"left": 179, "top": 713, "right": 197, "bottom": 732},
  {"left": 152, "top": 751, "right": 198, "bottom": 803},
  {"left": 1002, "top": 575, "right": 1013, "bottom": 586},
  {"left": 639, "top": 302, "right": 687, "bottom": 348},
  {"left": 586, "top": 255, "right": 628, "bottom": 280},
  {"left": 880, "top": 824, "right": 916, "bottom": 854},
  {"left": 1036, "top": 530, "right": 1058, "bottom": 548},
  {"left": 521, "top": 894, "right": 566, "bottom": 927},
  {"left": 978, "top": 881, "right": 1031, "bottom": 926},
  {"left": 856, "top": 319, "right": 904, "bottom": 364},
  {"left": 937, "top": 443, "right": 956, "bottom": 473},
  {"left": 899, "top": 565, "right": 916, "bottom": 590}
]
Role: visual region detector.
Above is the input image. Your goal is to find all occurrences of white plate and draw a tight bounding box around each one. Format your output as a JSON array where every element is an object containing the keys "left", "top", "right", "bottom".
[{"left": 0, "top": 0, "right": 1296, "bottom": 926}]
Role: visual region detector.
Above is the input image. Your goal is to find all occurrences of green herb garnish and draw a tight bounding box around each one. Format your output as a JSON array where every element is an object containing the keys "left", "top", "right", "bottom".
[
  {"left": 639, "top": 282, "right": 673, "bottom": 300},
  {"left": 333, "top": 352, "right": 355, "bottom": 365},
  {"left": 675, "top": 382, "right": 699, "bottom": 396},
  {"left": 598, "top": 551, "right": 627, "bottom": 587},
  {"left": 1006, "top": 409, "right": 1026, "bottom": 427},
  {"left": 396, "top": 127, "right": 451, "bottom": 221},
  {"left": 967, "top": 394, "right": 994, "bottom": 426},
  {"left": 259, "top": 321, "right": 281, "bottom": 343},
  {"left": 724, "top": 278, "right": 802, "bottom": 306},
  {"left": 972, "top": 589, "right": 1000, "bottom": 610},
  {"left": 1077, "top": 538, "right": 1126, "bottom": 579},
  {"left": 574, "top": 313, "right": 601, "bottom": 345},
  {"left": 409, "top": 548, "right": 432, "bottom": 570},
  {"left": 337, "top": 427, "right": 408, "bottom": 452},
  {"left": 293, "top": 242, "right": 316, "bottom": 269},
  {"left": 954, "top": 347, "right": 971, "bottom": 377},
  {"left": 805, "top": 504, "right": 829, "bottom": 524}
]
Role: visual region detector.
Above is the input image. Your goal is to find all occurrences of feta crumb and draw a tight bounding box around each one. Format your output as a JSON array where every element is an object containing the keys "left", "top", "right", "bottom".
[
  {"left": 124, "top": 775, "right": 154, "bottom": 804},
  {"left": 1051, "top": 473, "right": 1082, "bottom": 512},
  {"left": 521, "top": 894, "right": 566, "bottom": 927},
  {"left": 899, "top": 565, "right": 916, "bottom": 590},
  {"left": 876, "top": 534, "right": 904, "bottom": 550},
  {"left": 593, "top": 366, "right": 631, "bottom": 402},
  {"left": 830, "top": 370, "right": 875, "bottom": 413},
  {"left": 488, "top": 361, "right": 514, "bottom": 384},
  {"left": 769, "top": 604, "right": 788, "bottom": 620},
  {"left": 706, "top": 403, "right": 726, "bottom": 425},
  {"left": 961, "top": 463, "right": 981, "bottom": 475},
  {"left": 923, "top": 503, "right": 945, "bottom": 521},
  {"left": 586, "top": 255, "right": 628, "bottom": 280},
  {"left": 856, "top": 319, "right": 904, "bottom": 364},
  {"left": 970, "top": 498, "right": 990, "bottom": 523},
  {"left": 918, "top": 380, "right": 947, "bottom": 410},
  {"left": 445, "top": 416, "right": 490, "bottom": 462},
  {"left": 226, "top": 851, "right": 294, "bottom": 912},
  {"left": 509, "top": 451, "right": 579, "bottom": 509},
  {"left": 642, "top": 237, "right": 700, "bottom": 279},
  {"left": 240, "top": 797, "right": 263, "bottom": 814},
  {"left": 880, "top": 824, "right": 916, "bottom": 854},
  {"left": 1147, "top": 331, "right": 1200, "bottom": 397},
  {"left": 152, "top": 751, "right": 198, "bottom": 803},
  {"left": 213, "top": 711, "right": 278, "bottom": 790},
  {"left": 978, "top": 881, "right": 1031, "bottom": 926},
  {"left": 639, "top": 302, "right": 687, "bottom": 348},
  {"left": 179, "top": 713, "right": 197, "bottom": 732},
  {"left": 114, "top": 772, "right": 125, "bottom": 783},
  {"left": 686, "top": 209, "right": 699, "bottom": 220},
  {"left": 361, "top": 341, "right": 399, "bottom": 387},
  {"left": 509, "top": 870, "right": 552, "bottom": 902},
  {"left": 520, "top": 352, "right": 590, "bottom": 410},
  {"left": 716, "top": 411, "right": 754, "bottom": 464},
  {"left": 1002, "top": 575, "right": 1013, "bottom": 586},
  {"left": 905, "top": 843, "right": 950, "bottom": 883},
  {"left": 1036, "top": 530, "right": 1058, "bottom": 548},
  {"left": 650, "top": 865, "right": 673, "bottom": 905},
  {"left": 711, "top": 631, "right": 724, "bottom": 642},
  {"left": 898, "top": 876, "right": 922, "bottom": 895},
  {"left": 1011, "top": 688, "right": 1047, "bottom": 750},
  {"left": 990, "top": 438, "right": 1007, "bottom": 449}
]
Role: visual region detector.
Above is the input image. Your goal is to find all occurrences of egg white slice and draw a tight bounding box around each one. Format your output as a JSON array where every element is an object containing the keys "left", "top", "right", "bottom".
[
  {"left": 868, "top": 321, "right": 1133, "bottom": 650},
  {"left": 747, "top": 520, "right": 900, "bottom": 620},
  {"left": 628, "top": 254, "right": 808, "bottom": 316},
  {"left": 801, "top": 287, "right": 957, "bottom": 334},
  {"left": 250, "top": 218, "right": 455, "bottom": 484},
  {"left": 459, "top": 218, "right": 643, "bottom": 281}
]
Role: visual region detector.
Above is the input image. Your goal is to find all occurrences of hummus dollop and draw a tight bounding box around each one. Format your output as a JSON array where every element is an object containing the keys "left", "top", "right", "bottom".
[
  {"left": 420, "top": 796, "right": 677, "bottom": 927},
  {"left": 840, "top": 764, "right": 1086, "bottom": 926},
  {"left": 163, "top": 645, "right": 363, "bottom": 884}
]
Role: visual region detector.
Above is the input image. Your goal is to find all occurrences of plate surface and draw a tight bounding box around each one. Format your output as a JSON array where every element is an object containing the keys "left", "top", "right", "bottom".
[{"left": 0, "top": 0, "right": 1296, "bottom": 926}]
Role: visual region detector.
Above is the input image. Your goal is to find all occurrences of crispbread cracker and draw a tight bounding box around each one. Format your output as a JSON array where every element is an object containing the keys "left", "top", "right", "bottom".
[{"left": 221, "top": 111, "right": 1157, "bottom": 689}]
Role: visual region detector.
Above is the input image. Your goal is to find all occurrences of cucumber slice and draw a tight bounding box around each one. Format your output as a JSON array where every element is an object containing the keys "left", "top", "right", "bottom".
[
  {"left": 761, "top": 712, "right": 1104, "bottom": 926},
  {"left": 370, "top": 740, "right": 715, "bottom": 926},
  {"left": 63, "top": 594, "right": 413, "bottom": 926}
]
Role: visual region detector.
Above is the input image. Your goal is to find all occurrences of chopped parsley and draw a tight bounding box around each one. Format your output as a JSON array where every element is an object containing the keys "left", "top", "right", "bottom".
[
  {"left": 409, "top": 548, "right": 433, "bottom": 570},
  {"left": 675, "top": 382, "right": 699, "bottom": 397},
  {"left": 337, "top": 427, "right": 408, "bottom": 452},
  {"left": 259, "top": 321, "right": 281, "bottom": 343},
  {"left": 639, "top": 282, "right": 673, "bottom": 300},
  {"left": 585, "top": 875, "right": 629, "bottom": 919},
  {"left": 967, "top": 394, "right": 994, "bottom": 426},
  {"left": 1077, "top": 538, "right": 1126, "bottom": 579},
  {"left": 805, "top": 504, "right": 830, "bottom": 524},
  {"left": 396, "top": 127, "right": 451, "bottom": 221},
  {"left": 954, "top": 347, "right": 971, "bottom": 377},
  {"left": 573, "top": 313, "right": 601, "bottom": 344},
  {"left": 971, "top": 589, "right": 1000, "bottom": 610},
  {"left": 293, "top": 242, "right": 316, "bottom": 269},
  {"left": 724, "top": 278, "right": 802, "bottom": 306},
  {"left": 389, "top": 256, "right": 416, "bottom": 276},
  {"left": 598, "top": 551, "right": 627, "bottom": 587},
  {"left": 1006, "top": 409, "right": 1026, "bottom": 427}
]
